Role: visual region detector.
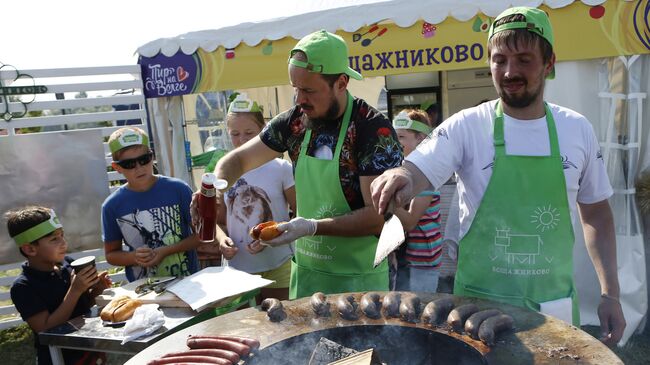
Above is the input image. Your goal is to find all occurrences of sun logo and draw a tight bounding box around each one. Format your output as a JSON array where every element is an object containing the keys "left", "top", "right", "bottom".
[
  {"left": 314, "top": 204, "right": 337, "bottom": 219},
  {"left": 530, "top": 205, "right": 560, "bottom": 232}
]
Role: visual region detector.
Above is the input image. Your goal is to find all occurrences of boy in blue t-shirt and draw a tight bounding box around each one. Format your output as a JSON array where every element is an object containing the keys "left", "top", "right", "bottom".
[
  {"left": 8, "top": 206, "right": 110, "bottom": 365},
  {"left": 102, "top": 127, "right": 200, "bottom": 281}
]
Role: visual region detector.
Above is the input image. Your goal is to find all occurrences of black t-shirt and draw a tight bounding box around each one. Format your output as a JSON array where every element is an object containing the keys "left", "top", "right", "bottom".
[
  {"left": 261, "top": 97, "right": 403, "bottom": 210},
  {"left": 10, "top": 256, "right": 98, "bottom": 365}
]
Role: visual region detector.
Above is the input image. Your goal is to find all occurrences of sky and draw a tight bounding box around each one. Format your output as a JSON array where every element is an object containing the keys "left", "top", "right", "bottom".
[{"left": 4, "top": 0, "right": 385, "bottom": 70}]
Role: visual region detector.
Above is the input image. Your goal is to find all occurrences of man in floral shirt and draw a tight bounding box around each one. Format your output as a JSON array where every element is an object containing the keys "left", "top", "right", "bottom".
[{"left": 214, "top": 30, "right": 402, "bottom": 298}]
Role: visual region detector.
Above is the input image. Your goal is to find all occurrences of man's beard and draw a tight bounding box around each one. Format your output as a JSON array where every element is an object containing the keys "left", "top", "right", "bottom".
[
  {"left": 302, "top": 96, "right": 341, "bottom": 131},
  {"left": 497, "top": 75, "right": 543, "bottom": 109}
]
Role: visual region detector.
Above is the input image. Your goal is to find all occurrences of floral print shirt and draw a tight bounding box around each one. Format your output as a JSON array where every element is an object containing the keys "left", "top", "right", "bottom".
[{"left": 261, "top": 97, "right": 403, "bottom": 210}]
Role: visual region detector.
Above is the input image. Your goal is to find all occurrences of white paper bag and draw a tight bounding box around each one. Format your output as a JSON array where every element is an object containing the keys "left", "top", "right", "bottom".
[{"left": 121, "top": 304, "right": 165, "bottom": 344}]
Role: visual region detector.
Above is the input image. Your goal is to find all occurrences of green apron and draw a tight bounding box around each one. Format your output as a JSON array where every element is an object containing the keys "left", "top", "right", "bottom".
[
  {"left": 453, "top": 101, "right": 580, "bottom": 325},
  {"left": 290, "top": 92, "right": 389, "bottom": 299}
]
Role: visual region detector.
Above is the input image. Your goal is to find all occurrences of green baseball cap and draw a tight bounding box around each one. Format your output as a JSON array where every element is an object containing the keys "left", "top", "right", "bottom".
[
  {"left": 109, "top": 128, "right": 149, "bottom": 154},
  {"left": 488, "top": 6, "right": 555, "bottom": 79},
  {"left": 12, "top": 209, "right": 62, "bottom": 246},
  {"left": 289, "top": 30, "right": 362, "bottom": 80}
]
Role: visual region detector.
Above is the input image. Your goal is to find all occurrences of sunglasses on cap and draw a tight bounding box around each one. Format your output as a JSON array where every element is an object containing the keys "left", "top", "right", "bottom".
[{"left": 114, "top": 152, "right": 154, "bottom": 169}]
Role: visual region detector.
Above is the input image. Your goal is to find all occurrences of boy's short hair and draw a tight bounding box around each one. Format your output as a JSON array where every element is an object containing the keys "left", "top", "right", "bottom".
[
  {"left": 108, "top": 127, "right": 150, "bottom": 161},
  {"left": 5, "top": 206, "right": 56, "bottom": 257}
]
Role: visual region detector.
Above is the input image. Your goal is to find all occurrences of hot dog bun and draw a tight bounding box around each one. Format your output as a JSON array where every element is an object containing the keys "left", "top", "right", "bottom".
[
  {"left": 249, "top": 221, "right": 283, "bottom": 241},
  {"left": 100, "top": 295, "right": 142, "bottom": 322}
]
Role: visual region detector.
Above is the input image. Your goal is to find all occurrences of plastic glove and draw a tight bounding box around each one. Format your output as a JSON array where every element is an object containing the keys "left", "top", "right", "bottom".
[{"left": 261, "top": 217, "right": 317, "bottom": 247}]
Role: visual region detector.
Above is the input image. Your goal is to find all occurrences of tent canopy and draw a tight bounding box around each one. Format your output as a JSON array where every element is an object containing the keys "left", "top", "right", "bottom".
[
  {"left": 136, "top": 0, "right": 648, "bottom": 97},
  {"left": 137, "top": 0, "right": 635, "bottom": 56}
]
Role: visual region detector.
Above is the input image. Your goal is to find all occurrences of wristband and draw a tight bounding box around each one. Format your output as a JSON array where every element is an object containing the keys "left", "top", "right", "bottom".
[{"left": 601, "top": 293, "right": 620, "bottom": 303}]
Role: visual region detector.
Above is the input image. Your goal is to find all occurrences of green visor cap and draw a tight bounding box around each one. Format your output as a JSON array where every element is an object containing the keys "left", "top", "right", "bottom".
[
  {"left": 228, "top": 93, "right": 263, "bottom": 113},
  {"left": 289, "top": 30, "right": 362, "bottom": 80},
  {"left": 488, "top": 6, "right": 555, "bottom": 79},
  {"left": 109, "top": 130, "right": 149, "bottom": 154},
  {"left": 392, "top": 111, "right": 432, "bottom": 135},
  {"left": 12, "top": 209, "right": 62, "bottom": 246}
]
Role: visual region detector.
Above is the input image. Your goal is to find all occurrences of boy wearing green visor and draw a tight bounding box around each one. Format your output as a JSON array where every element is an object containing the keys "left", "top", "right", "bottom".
[
  {"left": 8, "top": 206, "right": 110, "bottom": 365},
  {"left": 371, "top": 6, "right": 625, "bottom": 346},
  {"left": 102, "top": 127, "right": 200, "bottom": 282}
]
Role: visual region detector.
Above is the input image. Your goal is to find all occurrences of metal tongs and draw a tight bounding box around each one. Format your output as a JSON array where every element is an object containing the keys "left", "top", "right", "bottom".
[{"left": 135, "top": 277, "right": 177, "bottom": 296}]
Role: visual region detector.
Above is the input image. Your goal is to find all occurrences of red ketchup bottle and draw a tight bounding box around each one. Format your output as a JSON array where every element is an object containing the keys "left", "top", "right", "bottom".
[{"left": 197, "top": 173, "right": 226, "bottom": 242}]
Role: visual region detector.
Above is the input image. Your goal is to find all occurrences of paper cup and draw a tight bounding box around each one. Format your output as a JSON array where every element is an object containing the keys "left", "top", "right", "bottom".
[{"left": 71, "top": 256, "right": 96, "bottom": 273}]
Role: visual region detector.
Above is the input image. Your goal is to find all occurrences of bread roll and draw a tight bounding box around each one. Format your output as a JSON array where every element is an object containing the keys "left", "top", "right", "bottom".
[
  {"left": 100, "top": 295, "right": 142, "bottom": 322},
  {"left": 249, "top": 221, "right": 282, "bottom": 241}
]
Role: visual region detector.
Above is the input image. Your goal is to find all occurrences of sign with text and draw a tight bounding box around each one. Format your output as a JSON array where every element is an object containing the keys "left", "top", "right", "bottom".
[
  {"left": 138, "top": 1, "right": 650, "bottom": 98},
  {"left": 139, "top": 52, "right": 200, "bottom": 98}
]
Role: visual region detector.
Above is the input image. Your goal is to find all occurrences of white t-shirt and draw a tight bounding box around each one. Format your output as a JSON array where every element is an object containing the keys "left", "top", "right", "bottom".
[
  {"left": 224, "top": 158, "right": 295, "bottom": 273},
  {"left": 407, "top": 100, "right": 612, "bottom": 242}
]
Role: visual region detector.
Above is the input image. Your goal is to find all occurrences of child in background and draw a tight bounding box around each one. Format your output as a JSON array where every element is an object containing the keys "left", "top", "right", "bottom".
[
  {"left": 215, "top": 94, "right": 296, "bottom": 302},
  {"left": 102, "top": 126, "right": 200, "bottom": 282},
  {"left": 8, "top": 206, "right": 111, "bottom": 365},
  {"left": 392, "top": 109, "right": 443, "bottom": 292}
]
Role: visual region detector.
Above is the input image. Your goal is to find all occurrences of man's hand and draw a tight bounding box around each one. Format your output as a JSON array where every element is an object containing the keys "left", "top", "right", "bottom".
[
  {"left": 370, "top": 167, "right": 414, "bottom": 215},
  {"left": 261, "top": 217, "right": 317, "bottom": 247},
  {"left": 219, "top": 237, "right": 238, "bottom": 259},
  {"left": 598, "top": 295, "right": 626, "bottom": 346}
]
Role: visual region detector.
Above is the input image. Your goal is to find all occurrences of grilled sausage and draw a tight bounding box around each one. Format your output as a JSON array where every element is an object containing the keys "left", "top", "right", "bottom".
[
  {"left": 421, "top": 297, "right": 454, "bottom": 326},
  {"left": 186, "top": 338, "right": 251, "bottom": 357},
  {"left": 399, "top": 295, "right": 421, "bottom": 323},
  {"left": 382, "top": 292, "right": 401, "bottom": 318},
  {"left": 478, "top": 314, "right": 515, "bottom": 346},
  {"left": 249, "top": 221, "right": 282, "bottom": 241},
  {"left": 147, "top": 355, "right": 232, "bottom": 364},
  {"left": 310, "top": 292, "right": 331, "bottom": 317},
  {"left": 187, "top": 335, "right": 259, "bottom": 350},
  {"left": 447, "top": 303, "right": 480, "bottom": 332},
  {"left": 162, "top": 348, "right": 239, "bottom": 363},
  {"left": 464, "top": 309, "right": 502, "bottom": 339},
  {"left": 261, "top": 298, "right": 286, "bottom": 322},
  {"left": 336, "top": 294, "right": 359, "bottom": 320},
  {"left": 360, "top": 292, "right": 382, "bottom": 319}
]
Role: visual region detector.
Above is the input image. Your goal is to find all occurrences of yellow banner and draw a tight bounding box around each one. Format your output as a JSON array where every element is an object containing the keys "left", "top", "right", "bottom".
[{"left": 193, "top": 1, "right": 649, "bottom": 92}]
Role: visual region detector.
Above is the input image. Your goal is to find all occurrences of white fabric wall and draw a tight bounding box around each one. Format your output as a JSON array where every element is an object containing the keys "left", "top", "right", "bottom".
[
  {"left": 546, "top": 56, "right": 649, "bottom": 345},
  {"left": 147, "top": 96, "right": 193, "bottom": 186}
]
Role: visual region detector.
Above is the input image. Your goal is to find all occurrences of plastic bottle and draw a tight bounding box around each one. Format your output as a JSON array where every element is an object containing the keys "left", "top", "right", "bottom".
[{"left": 197, "top": 173, "right": 227, "bottom": 242}]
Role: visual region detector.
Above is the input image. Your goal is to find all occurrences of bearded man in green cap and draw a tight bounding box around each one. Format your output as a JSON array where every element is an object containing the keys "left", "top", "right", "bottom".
[
  {"left": 211, "top": 30, "right": 402, "bottom": 299},
  {"left": 371, "top": 7, "right": 625, "bottom": 346}
]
